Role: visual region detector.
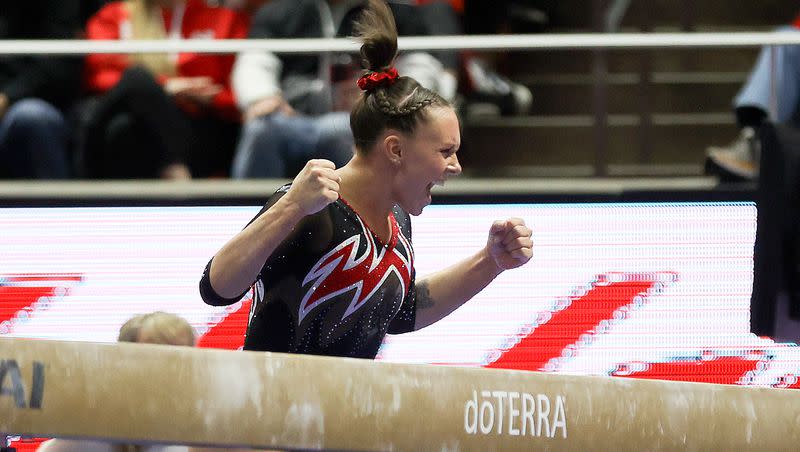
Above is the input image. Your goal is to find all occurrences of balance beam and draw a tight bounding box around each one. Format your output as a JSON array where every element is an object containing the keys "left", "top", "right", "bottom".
[{"left": 1, "top": 337, "right": 799, "bottom": 450}]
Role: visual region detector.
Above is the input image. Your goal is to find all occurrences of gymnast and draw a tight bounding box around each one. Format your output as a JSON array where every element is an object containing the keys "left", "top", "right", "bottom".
[{"left": 200, "top": 0, "right": 533, "bottom": 359}]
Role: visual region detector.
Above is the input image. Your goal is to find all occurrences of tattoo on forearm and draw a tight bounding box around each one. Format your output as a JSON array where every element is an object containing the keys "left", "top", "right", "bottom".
[{"left": 415, "top": 281, "right": 435, "bottom": 310}]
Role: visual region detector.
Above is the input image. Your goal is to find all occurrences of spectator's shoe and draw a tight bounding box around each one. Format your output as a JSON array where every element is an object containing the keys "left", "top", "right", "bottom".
[
  {"left": 463, "top": 57, "right": 533, "bottom": 116},
  {"left": 705, "top": 127, "right": 760, "bottom": 182}
]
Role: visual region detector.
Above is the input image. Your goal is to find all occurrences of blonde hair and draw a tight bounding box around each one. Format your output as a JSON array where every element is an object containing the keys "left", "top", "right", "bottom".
[
  {"left": 117, "top": 314, "right": 146, "bottom": 342},
  {"left": 126, "top": 0, "right": 176, "bottom": 77},
  {"left": 117, "top": 311, "right": 196, "bottom": 346},
  {"left": 137, "top": 311, "right": 196, "bottom": 346}
]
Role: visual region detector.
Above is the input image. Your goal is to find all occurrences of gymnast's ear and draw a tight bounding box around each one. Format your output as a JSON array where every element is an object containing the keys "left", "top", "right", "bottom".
[{"left": 382, "top": 132, "right": 403, "bottom": 166}]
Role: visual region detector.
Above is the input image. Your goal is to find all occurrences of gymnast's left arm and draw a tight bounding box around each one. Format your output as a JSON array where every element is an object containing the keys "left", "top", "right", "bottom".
[{"left": 413, "top": 218, "right": 533, "bottom": 330}]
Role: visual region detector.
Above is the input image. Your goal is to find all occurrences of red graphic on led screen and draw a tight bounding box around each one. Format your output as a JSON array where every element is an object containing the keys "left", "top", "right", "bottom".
[
  {"left": 0, "top": 274, "right": 83, "bottom": 334},
  {"left": 2, "top": 271, "right": 793, "bottom": 387},
  {"left": 1, "top": 275, "right": 83, "bottom": 452},
  {"left": 485, "top": 272, "right": 676, "bottom": 372},
  {"left": 2, "top": 271, "right": 791, "bottom": 389},
  {"left": 611, "top": 351, "right": 766, "bottom": 385},
  {"left": 196, "top": 295, "right": 252, "bottom": 350},
  {"left": 3, "top": 271, "right": 796, "bottom": 451}
]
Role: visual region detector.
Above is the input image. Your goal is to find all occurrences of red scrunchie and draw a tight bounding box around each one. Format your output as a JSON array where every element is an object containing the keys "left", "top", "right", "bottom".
[{"left": 357, "top": 68, "right": 399, "bottom": 91}]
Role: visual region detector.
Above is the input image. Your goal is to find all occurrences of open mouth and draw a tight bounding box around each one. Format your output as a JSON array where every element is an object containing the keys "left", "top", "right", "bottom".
[{"left": 425, "top": 180, "right": 446, "bottom": 198}]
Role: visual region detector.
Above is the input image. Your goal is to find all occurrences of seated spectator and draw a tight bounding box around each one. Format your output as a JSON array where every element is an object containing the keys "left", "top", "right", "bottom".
[
  {"left": 230, "top": 0, "right": 458, "bottom": 179},
  {"left": 0, "top": 1, "right": 83, "bottom": 179},
  {"left": 706, "top": 14, "right": 800, "bottom": 182},
  {"left": 79, "top": 0, "right": 248, "bottom": 179}
]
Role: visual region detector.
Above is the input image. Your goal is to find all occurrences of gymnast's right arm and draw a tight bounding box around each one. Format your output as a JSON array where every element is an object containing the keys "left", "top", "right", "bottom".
[{"left": 201, "top": 159, "right": 341, "bottom": 303}]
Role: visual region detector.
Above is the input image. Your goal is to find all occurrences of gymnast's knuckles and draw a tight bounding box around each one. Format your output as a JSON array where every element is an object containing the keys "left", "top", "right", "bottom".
[{"left": 284, "top": 159, "right": 341, "bottom": 217}]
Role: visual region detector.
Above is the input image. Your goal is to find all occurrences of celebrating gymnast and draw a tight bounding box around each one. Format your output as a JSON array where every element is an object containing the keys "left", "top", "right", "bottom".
[{"left": 199, "top": 0, "right": 533, "bottom": 359}]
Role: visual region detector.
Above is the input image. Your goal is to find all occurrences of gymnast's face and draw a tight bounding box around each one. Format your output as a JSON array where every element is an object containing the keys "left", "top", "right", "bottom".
[{"left": 392, "top": 107, "right": 461, "bottom": 215}]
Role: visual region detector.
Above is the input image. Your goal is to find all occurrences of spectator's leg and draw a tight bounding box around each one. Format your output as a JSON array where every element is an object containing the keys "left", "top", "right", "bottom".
[
  {"left": 104, "top": 113, "right": 162, "bottom": 178},
  {"left": 186, "top": 116, "right": 240, "bottom": 178},
  {"left": 735, "top": 26, "right": 800, "bottom": 123},
  {"left": 706, "top": 27, "right": 800, "bottom": 182},
  {"left": 232, "top": 111, "right": 351, "bottom": 179},
  {"left": 81, "top": 66, "right": 191, "bottom": 178},
  {"left": 116, "top": 67, "right": 192, "bottom": 168},
  {"left": 314, "top": 111, "right": 354, "bottom": 168},
  {"left": 0, "top": 98, "right": 70, "bottom": 179},
  {"left": 232, "top": 113, "right": 296, "bottom": 178},
  {"left": 279, "top": 114, "right": 326, "bottom": 177}
]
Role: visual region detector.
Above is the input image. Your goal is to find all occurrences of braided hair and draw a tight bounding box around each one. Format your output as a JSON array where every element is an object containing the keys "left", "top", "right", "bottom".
[{"left": 349, "top": 0, "right": 451, "bottom": 151}]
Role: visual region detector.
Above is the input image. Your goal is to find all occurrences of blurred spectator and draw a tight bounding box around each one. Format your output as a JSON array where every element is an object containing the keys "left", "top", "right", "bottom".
[
  {"left": 706, "top": 14, "right": 800, "bottom": 182},
  {"left": 412, "top": 0, "right": 532, "bottom": 117},
  {"left": 0, "top": 1, "right": 83, "bottom": 179},
  {"left": 37, "top": 311, "right": 196, "bottom": 452},
  {"left": 119, "top": 310, "right": 197, "bottom": 345},
  {"left": 116, "top": 311, "right": 149, "bottom": 342},
  {"left": 230, "top": 0, "right": 457, "bottom": 179},
  {"left": 79, "top": 0, "right": 248, "bottom": 179}
]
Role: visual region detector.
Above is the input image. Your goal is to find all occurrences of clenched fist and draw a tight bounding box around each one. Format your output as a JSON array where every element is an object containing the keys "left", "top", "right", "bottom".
[
  {"left": 284, "top": 159, "right": 341, "bottom": 216},
  {"left": 485, "top": 218, "right": 533, "bottom": 271}
]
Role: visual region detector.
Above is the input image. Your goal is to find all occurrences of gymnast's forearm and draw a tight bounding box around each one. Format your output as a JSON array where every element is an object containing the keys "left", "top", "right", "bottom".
[
  {"left": 413, "top": 249, "right": 503, "bottom": 329},
  {"left": 209, "top": 198, "right": 305, "bottom": 298}
]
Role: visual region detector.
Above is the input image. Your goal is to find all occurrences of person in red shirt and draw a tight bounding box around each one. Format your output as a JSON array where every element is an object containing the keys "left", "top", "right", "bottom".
[{"left": 80, "top": 0, "right": 249, "bottom": 179}]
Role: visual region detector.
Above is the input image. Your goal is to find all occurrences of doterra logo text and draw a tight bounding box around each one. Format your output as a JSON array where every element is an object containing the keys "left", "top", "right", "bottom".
[{"left": 464, "top": 390, "right": 566, "bottom": 438}]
